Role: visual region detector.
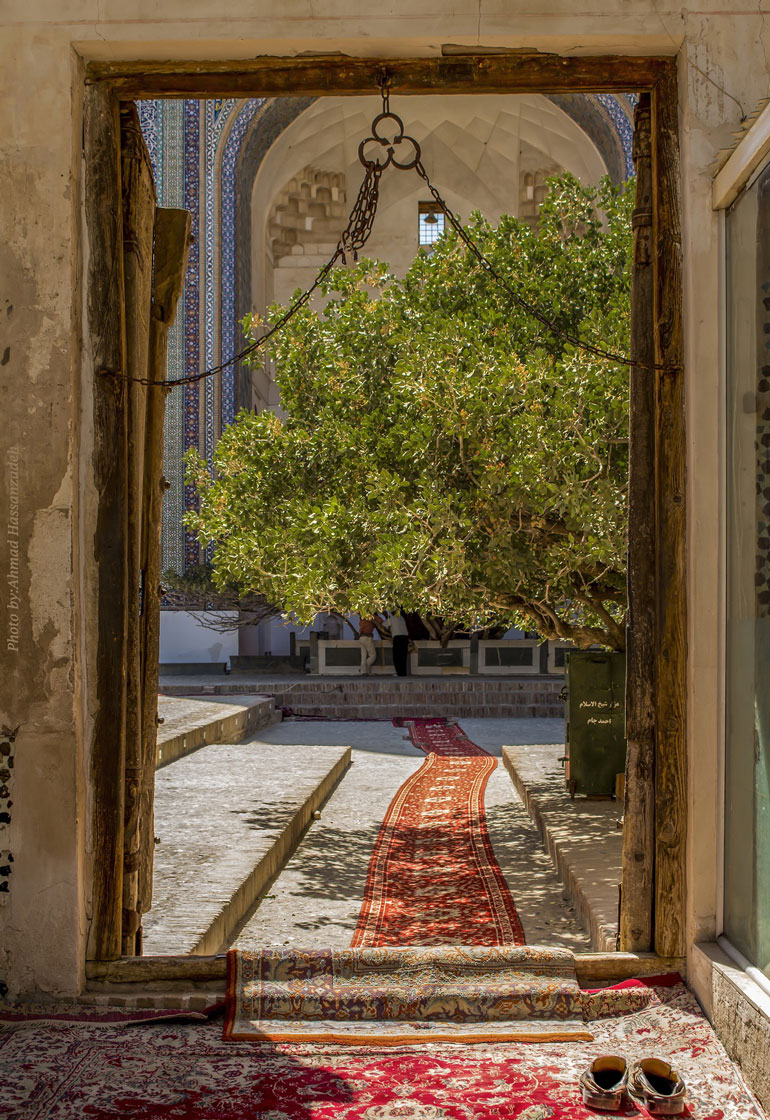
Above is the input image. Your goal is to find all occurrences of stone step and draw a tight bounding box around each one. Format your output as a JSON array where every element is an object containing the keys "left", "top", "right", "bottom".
[
  {"left": 502, "top": 745, "right": 622, "bottom": 951},
  {"left": 156, "top": 695, "right": 280, "bottom": 768},
  {"left": 142, "top": 742, "right": 351, "bottom": 957},
  {"left": 159, "top": 677, "right": 564, "bottom": 718}
]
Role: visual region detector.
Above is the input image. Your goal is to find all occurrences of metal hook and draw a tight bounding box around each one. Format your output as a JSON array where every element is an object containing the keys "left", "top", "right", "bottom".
[{"left": 377, "top": 69, "right": 392, "bottom": 114}]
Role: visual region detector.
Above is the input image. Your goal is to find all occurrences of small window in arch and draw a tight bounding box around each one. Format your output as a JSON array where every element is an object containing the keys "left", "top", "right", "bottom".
[{"left": 418, "top": 202, "right": 445, "bottom": 248}]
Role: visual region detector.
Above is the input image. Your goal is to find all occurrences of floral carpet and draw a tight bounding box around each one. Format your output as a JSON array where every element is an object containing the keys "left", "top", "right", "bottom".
[
  {"left": 224, "top": 945, "right": 591, "bottom": 1044},
  {"left": 1, "top": 979, "right": 765, "bottom": 1118},
  {"left": 352, "top": 719, "right": 524, "bottom": 947}
]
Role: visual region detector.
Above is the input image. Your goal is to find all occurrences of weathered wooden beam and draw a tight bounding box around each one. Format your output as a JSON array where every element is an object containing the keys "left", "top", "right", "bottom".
[
  {"left": 621, "top": 92, "right": 656, "bottom": 953},
  {"left": 575, "top": 952, "right": 685, "bottom": 983},
  {"left": 137, "top": 207, "right": 192, "bottom": 923},
  {"left": 651, "top": 62, "right": 687, "bottom": 959},
  {"left": 87, "top": 955, "right": 227, "bottom": 983},
  {"left": 85, "top": 53, "right": 671, "bottom": 100},
  {"left": 120, "top": 103, "right": 157, "bottom": 956},
  {"left": 84, "top": 951, "right": 685, "bottom": 986},
  {"left": 84, "top": 85, "right": 129, "bottom": 963}
]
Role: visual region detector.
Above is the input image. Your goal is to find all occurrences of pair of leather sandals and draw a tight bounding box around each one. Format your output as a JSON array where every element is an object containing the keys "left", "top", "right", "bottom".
[{"left": 579, "top": 1055, "right": 686, "bottom": 1114}]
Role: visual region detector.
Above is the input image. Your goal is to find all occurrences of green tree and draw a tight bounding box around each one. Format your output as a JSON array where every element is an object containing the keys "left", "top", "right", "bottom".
[{"left": 186, "top": 173, "right": 632, "bottom": 649}]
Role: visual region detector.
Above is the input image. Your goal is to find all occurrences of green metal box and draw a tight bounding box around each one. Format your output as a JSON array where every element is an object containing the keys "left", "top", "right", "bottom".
[{"left": 564, "top": 650, "right": 626, "bottom": 797}]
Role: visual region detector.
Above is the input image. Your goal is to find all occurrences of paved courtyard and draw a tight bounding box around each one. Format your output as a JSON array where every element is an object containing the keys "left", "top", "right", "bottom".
[{"left": 233, "top": 716, "right": 592, "bottom": 951}]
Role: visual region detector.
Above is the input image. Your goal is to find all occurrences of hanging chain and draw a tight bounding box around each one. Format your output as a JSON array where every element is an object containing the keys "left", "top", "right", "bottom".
[
  {"left": 105, "top": 159, "right": 383, "bottom": 388},
  {"left": 101, "top": 80, "right": 676, "bottom": 389}
]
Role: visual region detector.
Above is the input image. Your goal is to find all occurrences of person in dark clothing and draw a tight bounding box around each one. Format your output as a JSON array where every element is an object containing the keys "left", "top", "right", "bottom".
[{"left": 388, "top": 610, "right": 410, "bottom": 676}]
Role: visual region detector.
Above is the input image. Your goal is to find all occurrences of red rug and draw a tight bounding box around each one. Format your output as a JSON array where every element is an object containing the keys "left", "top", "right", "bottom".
[
  {"left": 2, "top": 979, "right": 765, "bottom": 1118},
  {"left": 392, "top": 716, "right": 491, "bottom": 758},
  {"left": 352, "top": 719, "right": 524, "bottom": 947}
]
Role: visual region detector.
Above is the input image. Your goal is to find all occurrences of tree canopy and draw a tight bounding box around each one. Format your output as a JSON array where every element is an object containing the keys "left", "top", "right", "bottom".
[{"left": 186, "top": 172, "right": 633, "bottom": 649}]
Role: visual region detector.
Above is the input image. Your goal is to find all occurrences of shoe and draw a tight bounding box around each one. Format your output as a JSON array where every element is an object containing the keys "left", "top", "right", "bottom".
[
  {"left": 579, "top": 1055, "right": 628, "bottom": 1111},
  {"left": 629, "top": 1058, "right": 686, "bottom": 1115}
]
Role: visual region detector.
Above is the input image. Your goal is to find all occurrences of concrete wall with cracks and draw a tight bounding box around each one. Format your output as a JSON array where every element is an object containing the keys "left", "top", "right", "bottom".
[{"left": 0, "top": 2, "right": 768, "bottom": 1030}]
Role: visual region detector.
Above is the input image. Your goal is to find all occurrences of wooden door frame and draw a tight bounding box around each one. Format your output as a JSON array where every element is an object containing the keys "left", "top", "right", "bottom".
[{"left": 82, "top": 52, "right": 685, "bottom": 975}]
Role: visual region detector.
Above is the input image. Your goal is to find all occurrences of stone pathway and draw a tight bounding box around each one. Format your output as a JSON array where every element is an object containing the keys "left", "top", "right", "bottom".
[{"left": 235, "top": 718, "right": 591, "bottom": 951}]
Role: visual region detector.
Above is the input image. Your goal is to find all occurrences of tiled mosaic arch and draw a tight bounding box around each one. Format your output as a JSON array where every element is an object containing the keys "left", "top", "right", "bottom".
[{"left": 137, "top": 93, "right": 635, "bottom": 574}]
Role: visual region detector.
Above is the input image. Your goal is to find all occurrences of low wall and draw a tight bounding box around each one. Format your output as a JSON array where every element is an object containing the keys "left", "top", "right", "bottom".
[
  {"left": 156, "top": 697, "right": 279, "bottom": 768},
  {"left": 314, "top": 637, "right": 570, "bottom": 676}
]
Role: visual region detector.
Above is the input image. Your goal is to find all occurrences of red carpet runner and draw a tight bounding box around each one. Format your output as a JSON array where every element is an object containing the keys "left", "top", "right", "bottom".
[{"left": 352, "top": 718, "right": 525, "bottom": 946}]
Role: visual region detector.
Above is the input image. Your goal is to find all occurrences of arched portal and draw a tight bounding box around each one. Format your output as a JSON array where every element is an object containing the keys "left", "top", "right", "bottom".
[
  {"left": 137, "top": 92, "right": 633, "bottom": 571},
  {"left": 241, "top": 93, "right": 627, "bottom": 409}
]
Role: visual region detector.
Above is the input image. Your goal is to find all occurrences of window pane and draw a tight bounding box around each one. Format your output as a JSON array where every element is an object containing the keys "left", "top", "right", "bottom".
[
  {"left": 418, "top": 204, "right": 445, "bottom": 247},
  {"left": 725, "top": 163, "right": 770, "bottom": 979}
]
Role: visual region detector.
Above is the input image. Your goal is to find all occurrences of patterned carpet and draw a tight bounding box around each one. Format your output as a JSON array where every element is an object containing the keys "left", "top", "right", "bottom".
[
  {"left": 4, "top": 720, "right": 764, "bottom": 1115},
  {"left": 224, "top": 945, "right": 591, "bottom": 1044},
  {"left": 2, "top": 979, "right": 765, "bottom": 1118},
  {"left": 352, "top": 719, "right": 524, "bottom": 947}
]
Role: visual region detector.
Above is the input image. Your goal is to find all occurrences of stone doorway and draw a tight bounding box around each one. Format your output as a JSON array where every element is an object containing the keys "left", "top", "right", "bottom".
[{"left": 82, "top": 53, "right": 684, "bottom": 982}]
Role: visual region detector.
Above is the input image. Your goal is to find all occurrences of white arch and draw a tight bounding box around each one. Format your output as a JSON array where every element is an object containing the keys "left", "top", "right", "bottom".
[
  {"left": 245, "top": 94, "right": 608, "bottom": 410},
  {"left": 250, "top": 94, "right": 607, "bottom": 309}
]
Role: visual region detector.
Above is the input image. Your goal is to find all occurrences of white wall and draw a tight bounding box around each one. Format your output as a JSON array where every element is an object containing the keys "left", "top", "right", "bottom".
[
  {"left": 237, "top": 614, "right": 338, "bottom": 656},
  {"left": 159, "top": 612, "right": 239, "bottom": 666}
]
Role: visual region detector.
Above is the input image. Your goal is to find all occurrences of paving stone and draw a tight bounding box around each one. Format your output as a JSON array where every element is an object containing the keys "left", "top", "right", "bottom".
[
  {"left": 503, "top": 744, "right": 623, "bottom": 951},
  {"left": 142, "top": 740, "right": 350, "bottom": 956}
]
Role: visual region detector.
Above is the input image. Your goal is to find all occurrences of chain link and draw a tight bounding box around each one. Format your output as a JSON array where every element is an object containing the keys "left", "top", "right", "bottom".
[{"left": 104, "top": 161, "right": 383, "bottom": 388}]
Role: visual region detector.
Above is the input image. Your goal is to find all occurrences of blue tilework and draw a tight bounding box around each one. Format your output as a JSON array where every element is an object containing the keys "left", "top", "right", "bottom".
[
  {"left": 220, "top": 99, "right": 264, "bottom": 426},
  {"left": 595, "top": 94, "right": 635, "bottom": 178},
  {"left": 183, "top": 99, "right": 202, "bottom": 568}
]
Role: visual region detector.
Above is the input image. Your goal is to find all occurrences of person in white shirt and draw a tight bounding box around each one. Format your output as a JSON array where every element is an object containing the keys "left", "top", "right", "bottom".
[{"left": 387, "top": 610, "right": 410, "bottom": 677}]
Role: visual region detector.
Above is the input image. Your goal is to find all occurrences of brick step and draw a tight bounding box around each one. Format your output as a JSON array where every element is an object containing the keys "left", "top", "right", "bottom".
[
  {"left": 161, "top": 679, "right": 562, "bottom": 695},
  {"left": 159, "top": 678, "right": 565, "bottom": 718},
  {"left": 279, "top": 705, "right": 564, "bottom": 719}
]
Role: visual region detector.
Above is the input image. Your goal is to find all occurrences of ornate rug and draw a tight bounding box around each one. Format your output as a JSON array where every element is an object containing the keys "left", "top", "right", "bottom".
[
  {"left": 223, "top": 945, "right": 591, "bottom": 1044},
  {"left": 2, "top": 979, "right": 765, "bottom": 1118},
  {"left": 352, "top": 719, "right": 523, "bottom": 946}
]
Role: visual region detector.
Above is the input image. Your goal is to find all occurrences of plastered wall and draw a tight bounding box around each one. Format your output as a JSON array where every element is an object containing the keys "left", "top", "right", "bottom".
[{"left": 1, "top": 1, "right": 769, "bottom": 998}]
